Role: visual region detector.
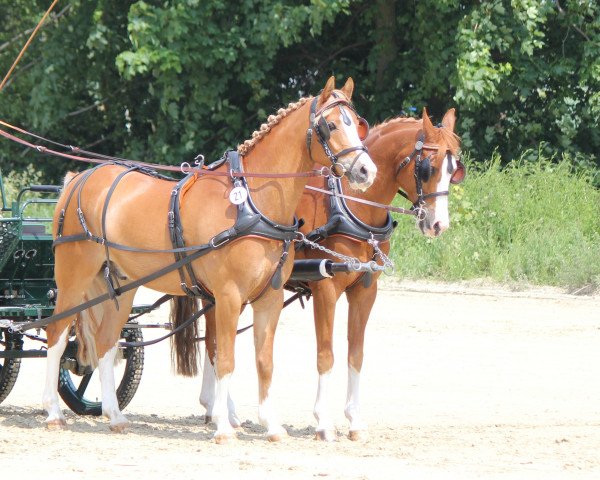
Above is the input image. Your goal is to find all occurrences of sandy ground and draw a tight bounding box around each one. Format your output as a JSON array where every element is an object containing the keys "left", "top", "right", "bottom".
[{"left": 1, "top": 281, "right": 599, "bottom": 479}]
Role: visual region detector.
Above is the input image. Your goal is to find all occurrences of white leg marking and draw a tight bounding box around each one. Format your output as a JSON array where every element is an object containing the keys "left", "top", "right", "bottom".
[
  {"left": 258, "top": 393, "right": 286, "bottom": 439},
  {"left": 345, "top": 365, "right": 367, "bottom": 433},
  {"left": 227, "top": 391, "right": 241, "bottom": 428},
  {"left": 199, "top": 350, "right": 241, "bottom": 427},
  {"left": 213, "top": 372, "right": 236, "bottom": 440},
  {"left": 99, "top": 345, "right": 129, "bottom": 431},
  {"left": 43, "top": 329, "right": 68, "bottom": 426},
  {"left": 199, "top": 349, "right": 216, "bottom": 418},
  {"left": 313, "top": 370, "right": 335, "bottom": 438}
]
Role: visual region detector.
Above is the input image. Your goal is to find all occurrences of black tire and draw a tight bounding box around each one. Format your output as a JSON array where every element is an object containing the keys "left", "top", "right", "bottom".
[
  {"left": 58, "top": 326, "right": 144, "bottom": 416},
  {"left": 0, "top": 329, "right": 22, "bottom": 405}
]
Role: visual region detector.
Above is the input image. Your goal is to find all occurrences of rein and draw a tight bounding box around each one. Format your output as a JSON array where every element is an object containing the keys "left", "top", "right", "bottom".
[
  {"left": 304, "top": 185, "right": 415, "bottom": 216},
  {"left": 0, "top": 121, "right": 327, "bottom": 179}
]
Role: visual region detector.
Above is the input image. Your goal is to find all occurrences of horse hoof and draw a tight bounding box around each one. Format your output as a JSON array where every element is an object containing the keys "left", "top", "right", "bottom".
[
  {"left": 109, "top": 422, "right": 129, "bottom": 433},
  {"left": 229, "top": 414, "right": 242, "bottom": 429},
  {"left": 46, "top": 419, "right": 67, "bottom": 430},
  {"left": 204, "top": 415, "right": 213, "bottom": 424},
  {"left": 214, "top": 432, "right": 236, "bottom": 445},
  {"left": 348, "top": 430, "right": 367, "bottom": 441},
  {"left": 314, "top": 430, "right": 336, "bottom": 442},
  {"left": 267, "top": 428, "right": 288, "bottom": 442}
]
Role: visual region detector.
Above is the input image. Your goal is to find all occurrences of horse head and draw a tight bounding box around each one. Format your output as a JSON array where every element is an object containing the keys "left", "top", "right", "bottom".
[
  {"left": 393, "top": 108, "right": 464, "bottom": 237},
  {"left": 309, "top": 76, "right": 376, "bottom": 191}
]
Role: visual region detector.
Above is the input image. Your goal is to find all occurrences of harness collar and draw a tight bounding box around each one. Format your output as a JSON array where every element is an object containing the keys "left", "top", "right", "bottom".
[{"left": 304, "top": 175, "right": 396, "bottom": 246}]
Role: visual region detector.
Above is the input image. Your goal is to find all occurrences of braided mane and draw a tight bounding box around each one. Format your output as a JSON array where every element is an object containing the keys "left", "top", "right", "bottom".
[{"left": 237, "top": 96, "right": 311, "bottom": 156}]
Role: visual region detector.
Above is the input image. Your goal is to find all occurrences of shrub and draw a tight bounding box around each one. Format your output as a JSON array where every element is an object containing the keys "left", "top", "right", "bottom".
[{"left": 389, "top": 152, "right": 600, "bottom": 289}]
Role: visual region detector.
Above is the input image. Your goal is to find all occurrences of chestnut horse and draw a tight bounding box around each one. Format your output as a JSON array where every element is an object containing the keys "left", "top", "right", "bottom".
[
  {"left": 199, "top": 108, "right": 463, "bottom": 440},
  {"left": 43, "top": 76, "right": 376, "bottom": 443}
]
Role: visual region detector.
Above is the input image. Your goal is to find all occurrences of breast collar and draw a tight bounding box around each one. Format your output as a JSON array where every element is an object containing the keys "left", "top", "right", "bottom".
[
  {"left": 227, "top": 150, "right": 300, "bottom": 242},
  {"left": 304, "top": 176, "right": 396, "bottom": 245},
  {"left": 169, "top": 150, "right": 299, "bottom": 299}
]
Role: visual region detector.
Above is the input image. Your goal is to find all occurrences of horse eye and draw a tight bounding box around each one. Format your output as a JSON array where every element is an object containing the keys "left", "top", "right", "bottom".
[{"left": 328, "top": 122, "right": 337, "bottom": 131}]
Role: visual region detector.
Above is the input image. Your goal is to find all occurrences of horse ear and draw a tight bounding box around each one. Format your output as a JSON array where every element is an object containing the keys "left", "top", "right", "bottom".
[
  {"left": 318, "top": 76, "right": 336, "bottom": 107},
  {"left": 339, "top": 77, "right": 354, "bottom": 100},
  {"left": 441, "top": 108, "right": 456, "bottom": 132},
  {"left": 422, "top": 107, "right": 436, "bottom": 138}
]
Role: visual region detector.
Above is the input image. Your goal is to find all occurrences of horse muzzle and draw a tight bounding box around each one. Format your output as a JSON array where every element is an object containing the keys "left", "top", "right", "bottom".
[
  {"left": 345, "top": 152, "right": 377, "bottom": 191},
  {"left": 417, "top": 207, "right": 449, "bottom": 238}
]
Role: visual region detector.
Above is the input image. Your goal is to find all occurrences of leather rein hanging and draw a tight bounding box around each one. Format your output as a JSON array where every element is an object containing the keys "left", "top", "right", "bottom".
[{"left": 0, "top": 120, "right": 324, "bottom": 180}]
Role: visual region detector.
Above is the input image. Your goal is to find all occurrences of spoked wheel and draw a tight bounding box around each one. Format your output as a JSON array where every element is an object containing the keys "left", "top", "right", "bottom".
[
  {"left": 0, "top": 329, "right": 22, "bottom": 404},
  {"left": 58, "top": 325, "right": 144, "bottom": 416}
]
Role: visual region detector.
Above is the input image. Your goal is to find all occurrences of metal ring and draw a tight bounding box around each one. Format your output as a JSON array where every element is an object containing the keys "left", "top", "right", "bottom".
[
  {"left": 180, "top": 162, "right": 191, "bottom": 174},
  {"left": 330, "top": 163, "right": 346, "bottom": 178}
]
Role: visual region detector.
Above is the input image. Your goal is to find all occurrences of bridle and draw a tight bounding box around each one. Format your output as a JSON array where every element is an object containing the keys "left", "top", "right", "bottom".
[
  {"left": 306, "top": 94, "right": 370, "bottom": 178},
  {"left": 396, "top": 130, "right": 465, "bottom": 218}
]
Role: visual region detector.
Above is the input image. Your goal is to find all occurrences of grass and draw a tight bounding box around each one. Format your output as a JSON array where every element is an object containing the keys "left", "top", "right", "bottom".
[{"left": 389, "top": 153, "right": 600, "bottom": 289}]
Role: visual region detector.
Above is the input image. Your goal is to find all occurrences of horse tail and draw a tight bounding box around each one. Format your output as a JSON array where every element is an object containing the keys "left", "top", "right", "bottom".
[
  {"left": 75, "top": 296, "right": 102, "bottom": 369},
  {"left": 170, "top": 296, "right": 201, "bottom": 377}
]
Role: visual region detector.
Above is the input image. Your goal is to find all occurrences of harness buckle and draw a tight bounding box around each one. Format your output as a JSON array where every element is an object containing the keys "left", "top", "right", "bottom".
[{"left": 209, "top": 235, "right": 230, "bottom": 249}]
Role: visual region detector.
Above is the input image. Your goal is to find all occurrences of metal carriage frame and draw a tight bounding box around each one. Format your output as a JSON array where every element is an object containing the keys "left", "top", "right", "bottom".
[{"left": 0, "top": 171, "right": 154, "bottom": 415}]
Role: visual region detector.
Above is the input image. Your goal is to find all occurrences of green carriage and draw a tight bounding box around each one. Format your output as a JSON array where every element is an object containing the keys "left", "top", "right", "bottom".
[{"left": 0, "top": 170, "right": 145, "bottom": 414}]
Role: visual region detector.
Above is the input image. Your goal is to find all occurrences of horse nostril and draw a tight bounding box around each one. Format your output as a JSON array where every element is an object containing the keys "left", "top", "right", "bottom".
[
  {"left": 433, "top": 222, "right": 441, "bottom": 236},
  {"left": 359, "top": 166, "right": 368, "bottom": 178}
]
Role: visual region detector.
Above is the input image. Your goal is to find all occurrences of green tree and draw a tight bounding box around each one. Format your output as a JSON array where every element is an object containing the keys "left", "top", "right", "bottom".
[{"left": 0, "top": 0, "right": 598, "bottom": 182}]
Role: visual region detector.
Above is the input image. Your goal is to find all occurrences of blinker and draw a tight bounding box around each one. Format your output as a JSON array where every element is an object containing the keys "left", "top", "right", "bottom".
[
  {"left": 316, "top": 116, "right": 331, "bottom": 141},
  {"left": 357, "top": 117, "right": 369, "bottom": 141},
  {"left": 417, "top": 156, "right": 432, "bottom": 182},
  {"left": 450, "top": 160, "right": 466, "bottom": 184}
]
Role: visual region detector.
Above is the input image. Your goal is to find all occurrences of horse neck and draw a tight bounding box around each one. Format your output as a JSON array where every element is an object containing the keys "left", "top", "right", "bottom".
[
  {"left": 340, "top": 121, "right": 422, "bottom": 227},
  {"left": 242, "top": 102, "right": 313, "bottom": 225}
]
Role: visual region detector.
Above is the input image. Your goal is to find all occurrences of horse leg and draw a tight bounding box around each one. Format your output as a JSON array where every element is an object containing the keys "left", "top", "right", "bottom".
[
  {"left": 43, "top": 248, "right": 101, "bottom": 428},
  {"left": 344, "top": 281, "right": 378, "bottom": 441},
  {"left": 199, "top": 302, "right": 241, "bottom": 427},
  {"left": 311, "top": 279, "right": 340, "bottom": 441},
  {"left": 43, "top": 318, "right": 71, "bottom": 428},
  {"left": 252, "top": 288, "right": 287, "bottom": 441},
  {"left": 211, "top": 291, "right": 243, "bottom": 444},
  {"left": 94, "top": 287, "right": 137, "bottom": 432},
  {"left": 199, "top": 306, "right": 216, "bottom": 422}
]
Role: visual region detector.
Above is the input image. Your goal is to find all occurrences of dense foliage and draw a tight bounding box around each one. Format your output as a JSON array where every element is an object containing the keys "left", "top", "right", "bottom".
[
  {"left": 0, "top": 0, "right": 598, "bottom": 182},
  {"left": 389, "top": 154, "right": 600, "bottom": 289}
]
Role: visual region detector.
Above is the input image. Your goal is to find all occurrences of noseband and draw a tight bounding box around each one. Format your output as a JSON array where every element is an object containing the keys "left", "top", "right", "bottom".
[{"left": 306, "top": 96, "right": 369, "bottom": 178}]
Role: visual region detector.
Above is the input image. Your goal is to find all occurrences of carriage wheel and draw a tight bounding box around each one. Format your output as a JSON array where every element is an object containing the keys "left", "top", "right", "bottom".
[
  {"left": 0, "top": 329, "right": 22, "bottom": 405},
  {"left": 58, "top": 326, "right": 144, "bottom": 416}
]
